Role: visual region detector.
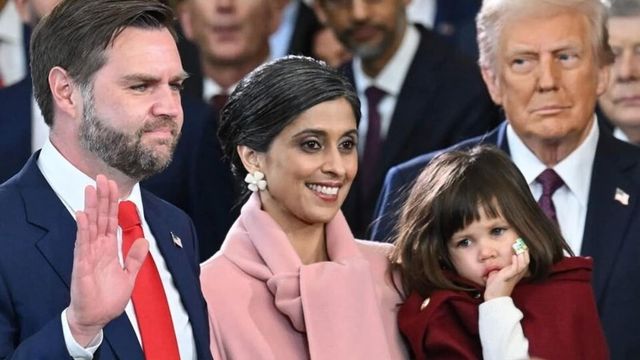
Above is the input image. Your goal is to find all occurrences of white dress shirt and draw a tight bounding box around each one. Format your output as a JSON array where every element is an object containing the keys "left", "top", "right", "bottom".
[
  {"left": 406, "top": 0, "right": 437, "bottom": 29},
  {"left": 31, "top": 97, "right": 50, "bottom": 152},
  {"left": 269, "top": 0, "right": 299, "bottom": 59},
  {"left": 613, "top": 127, "right": 631, "bottom": 143},
  {"left": 37, "top": 139, "right": 196, "bottom": 359},
  {"left": 203, "top": 77, "right": 237, "bottom": 104},
  {"left": 0, "top": 0, "right": 27, "bottom": 86},
  {"left": 507, "top": 119, "right": 599, "bottom": 254},
  {"left": 352, "top": 24, "right": 420, "bottom": 155}
]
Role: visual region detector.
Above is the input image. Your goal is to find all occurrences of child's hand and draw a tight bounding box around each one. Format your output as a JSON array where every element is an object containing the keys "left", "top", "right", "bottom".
[{"left": 483, "top": 250, "right": 530, "bottom": 301}]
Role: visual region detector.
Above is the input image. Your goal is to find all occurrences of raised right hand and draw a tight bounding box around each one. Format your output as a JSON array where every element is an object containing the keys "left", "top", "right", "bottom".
[{"left": 66, "top": 175, "right": 149, "bottom": 346}]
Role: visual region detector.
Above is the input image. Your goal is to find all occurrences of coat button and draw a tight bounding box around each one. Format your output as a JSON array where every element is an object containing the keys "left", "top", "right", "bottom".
[{"left": 420, "top": 297, "right": 431, "bottom": 311}]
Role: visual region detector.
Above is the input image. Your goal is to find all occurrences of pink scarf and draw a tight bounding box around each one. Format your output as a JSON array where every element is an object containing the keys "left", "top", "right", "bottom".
[{"left": 221, "top": 193, "right": 394, "bottom": 359}]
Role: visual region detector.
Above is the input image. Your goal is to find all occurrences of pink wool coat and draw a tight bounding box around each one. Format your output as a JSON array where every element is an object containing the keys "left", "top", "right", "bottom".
[{"left": 200, "top": 194, "right": 407, "bottom": 359}]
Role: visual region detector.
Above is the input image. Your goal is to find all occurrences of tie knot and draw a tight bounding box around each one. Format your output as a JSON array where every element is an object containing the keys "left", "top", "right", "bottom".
[
  {"left": 118, "top": 201, "right": 141, "bottom": 230},
  {"left": 365, "top": 86, "right": 386, "bottom": 107},
  {"left": 210, "top": 93, "right": 230, "bottom": 114},
  {"left": 536, "top": 168, "right": 564, "bottom": 196}
]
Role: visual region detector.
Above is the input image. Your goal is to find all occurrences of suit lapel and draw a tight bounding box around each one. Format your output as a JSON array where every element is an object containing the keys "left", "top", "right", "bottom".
[
  {"left": 21, "top": 157, "right": 76, "bottom": 290},
  {"left": 102, "top": 316, "right": 144, "bottom": 359},
  {"left": 142, "top": 195, "right": 209, "bottom": 358},
  {"left": 21, "top": 154, "right": 143, "bottom": 359},
  {"left": 380, "top": 30, "right": 440, "bottom": 184},
  {"left": 581, "top": 133, "right": 640, "bottom": 302},
  {"left": 495, "top": 122, "right": 510, "bottom": 154}
]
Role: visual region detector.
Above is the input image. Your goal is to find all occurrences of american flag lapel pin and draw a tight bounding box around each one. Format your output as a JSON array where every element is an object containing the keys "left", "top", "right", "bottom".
[
  {"left": 614, "top": 187, "right": 630, "bottom": 206},
  {"left": 170, "top": 232, "right": 183, "bottom": 248}
]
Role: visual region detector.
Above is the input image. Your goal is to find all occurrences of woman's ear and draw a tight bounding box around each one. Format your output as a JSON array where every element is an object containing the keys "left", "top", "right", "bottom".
[{"left": 237, "top": 145, "right": 261, "bottom": 173}]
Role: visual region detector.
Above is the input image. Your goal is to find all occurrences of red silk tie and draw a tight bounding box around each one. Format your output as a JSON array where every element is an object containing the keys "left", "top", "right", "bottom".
[
  {"left": 210, "top": 93, "right": 229, "bottom": 116},
  {"left": 536, "top": 168, "right": 564, "bottom": 227},
  {"left": 118, "top": 201, "right": 180, "bottom": 359}
]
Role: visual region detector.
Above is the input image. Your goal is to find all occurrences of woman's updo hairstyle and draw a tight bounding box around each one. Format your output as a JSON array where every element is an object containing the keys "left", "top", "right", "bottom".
[{"left": 217, "top": 56, "right": 361, "bottom": 193}]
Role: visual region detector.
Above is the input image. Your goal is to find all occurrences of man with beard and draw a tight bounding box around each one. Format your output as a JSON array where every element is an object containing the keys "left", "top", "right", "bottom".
[
  {"left": 312, "top": 0, "right": 501, "bottom": 237},
  {"left": 0, "top": 1, "right": 212, "bottom": 359}
]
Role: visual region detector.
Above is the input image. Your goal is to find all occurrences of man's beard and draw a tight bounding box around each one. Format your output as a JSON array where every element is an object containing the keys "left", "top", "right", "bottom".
[
  {"left": 339, "top": 12, "right": 406, "bottom": 62},
  {"left": 340, "top": 25, "right": 394, "bottom": 61},
  {"left": 78, "top": 88, "right": 181, "bottom": 181}
]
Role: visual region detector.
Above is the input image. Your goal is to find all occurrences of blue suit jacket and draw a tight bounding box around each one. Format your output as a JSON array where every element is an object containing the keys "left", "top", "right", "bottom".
[
  {"left": 373, "top": 121, "right": 640, "bottom": 358},
  {"left": 0, "top": 78, "right": 235, "bottom": 261},
  {"left": 0, "top": 154, "right": 213, "bottom": 359},
  {"left": 340, "top": 25, "right": 500, "bottom": 237},
  {"left": 433, "top": 0, "right": 481, "bottom": 59}
]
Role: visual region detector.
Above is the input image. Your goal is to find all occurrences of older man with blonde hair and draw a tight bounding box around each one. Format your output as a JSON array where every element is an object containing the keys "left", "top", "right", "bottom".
[{"left": 374, "top": 0, "right": 640, "bottom": 357}]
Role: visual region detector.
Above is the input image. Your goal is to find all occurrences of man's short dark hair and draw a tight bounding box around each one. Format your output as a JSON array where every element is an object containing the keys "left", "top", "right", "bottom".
[{"left": 30, "top": 0, "right": 177, "bottom": 126}]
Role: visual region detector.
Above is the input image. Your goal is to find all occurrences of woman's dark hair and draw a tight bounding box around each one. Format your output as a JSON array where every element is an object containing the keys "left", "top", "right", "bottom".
[
  {"left": 390, "top": 145, "right": 572, "bottom": 297},
  {"left": 217, "top": 55, "right": 360, "bottom": 197}
]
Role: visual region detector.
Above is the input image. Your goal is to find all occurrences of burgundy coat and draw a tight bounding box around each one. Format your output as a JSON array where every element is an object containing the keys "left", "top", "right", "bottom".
[{"left": 398, "top": 257, "right": 608, "bottom": 359}]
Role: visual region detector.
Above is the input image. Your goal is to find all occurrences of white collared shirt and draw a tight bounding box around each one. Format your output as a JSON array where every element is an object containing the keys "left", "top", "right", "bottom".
[
  {"left": 202, "top": 56, "right": 270, "bottom": 104},
  {"left": 613, "top": 127, "right": 630, "bottom": 143},
  {"left": 407, "top": 0, "right": 437, "bottom": 28},
  {"left": 31, "top": 96, "right": 49, "bottom": 152},
  {"left": 269, "top": 0, "right": 299, "bottom": 59},
  {"left": 0, "top": 1, "right": 27, "bottom": 86},
  {"left": 37, "top": 139, "right": 196, "bottom": 359},
  {"left": 507, "top": 118, "right": 599, "bottom": 254},
  {"left": 203, "top": 77, "right": 237, "bottom": 104},
  {"left": 353, "top": 24, "right": 420, "bottom": 155}
]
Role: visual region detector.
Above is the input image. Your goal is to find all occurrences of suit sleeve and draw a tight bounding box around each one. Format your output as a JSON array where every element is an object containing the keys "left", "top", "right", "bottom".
[
  {"left": 371, "top": 165, "right": 415, "bottom": 242},
  {"left": 0, "top": 271, "right": 73, "bottom": 359}
]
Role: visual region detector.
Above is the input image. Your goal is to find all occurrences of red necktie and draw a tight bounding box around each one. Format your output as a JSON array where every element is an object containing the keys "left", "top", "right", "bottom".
[
  {"left": 209, "top": 93, "right": 229, "bottom": 116},
  {"left": 536, "top": 168, "right": 564, "bottom": 227},
  {"left": 362, "top": 86, "right": 386, "bottom": 195},
  {"left": 118, "top": 201, "right": 180, "bottom": 359}
]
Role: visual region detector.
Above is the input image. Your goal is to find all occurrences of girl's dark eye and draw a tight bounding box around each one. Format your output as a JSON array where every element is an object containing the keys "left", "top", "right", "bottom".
[{"left": 456, "top": 238, "right": 471, "bottom": 248}]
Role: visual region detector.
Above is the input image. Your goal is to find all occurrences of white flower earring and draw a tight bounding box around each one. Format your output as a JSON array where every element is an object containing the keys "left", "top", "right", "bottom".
[{"left": 244, "top": 171, "right": 267, "bottom": 192}]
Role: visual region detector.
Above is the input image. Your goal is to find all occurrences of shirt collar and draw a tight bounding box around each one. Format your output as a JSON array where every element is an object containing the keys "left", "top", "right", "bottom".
[
  {"left": 0, "top": 1, "right": 21, "bottom": 44},
  {"left": 613, "top": 127, "right": 630, "bottom": 143},
  {"left": 353, "top": 24, "right": 420, "bottom": 96},
  {"left": 37, "top": 138, "right": 145, "bottom": 216},
  {"left": 269, "top": 0, "right": 299, "bottom": 59},
  {"left": 203, "top": 77, "right": 234, "bottom": 103},
  {"left": 202, "top": 57, "right": 272, "bottom": 102},
  {"left": 507, "top": 117, "right": 599, "bottom": 207}
]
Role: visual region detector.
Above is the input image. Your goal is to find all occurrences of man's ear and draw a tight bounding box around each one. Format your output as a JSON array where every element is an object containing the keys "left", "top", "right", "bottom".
[
  {"left": 237, "top": 145, "right": 262, "bottom": 174},
  {"left": 312, "top": 1, "right": 328, "bottom": 25},
  {"left": 49, "top": 66, "right": 79, "bottom": 119},
  {"left": 480, "top": 66, "right": 503, "bottom": 106}
]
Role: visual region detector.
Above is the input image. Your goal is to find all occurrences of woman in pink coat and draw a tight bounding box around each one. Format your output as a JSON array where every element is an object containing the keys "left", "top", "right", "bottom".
[{"left": 200, "top": 56, "right": 407, "bottom": 359}]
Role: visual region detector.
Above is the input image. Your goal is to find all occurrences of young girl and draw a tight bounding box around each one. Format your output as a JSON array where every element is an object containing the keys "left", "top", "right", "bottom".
[{"left": 391, "top": 145, "right": 608, "bottom": 360}]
